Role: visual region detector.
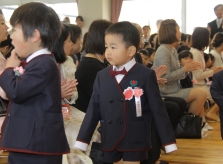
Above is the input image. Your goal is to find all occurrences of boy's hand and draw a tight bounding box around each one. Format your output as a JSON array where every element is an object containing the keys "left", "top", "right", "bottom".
[{"left": 5, "top": 49, "right": 21, "bottom": 68}]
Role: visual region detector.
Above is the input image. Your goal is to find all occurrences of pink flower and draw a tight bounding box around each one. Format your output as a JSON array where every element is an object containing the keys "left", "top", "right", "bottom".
[
  {"left": 134, "top": 88, "right": 143, "bottom": 98},
  {"left": 14, "top": 66, "right": 25, "bottom": 76},
  {"left": 123, "top": 87, "right": 134, "bottom": 100}
]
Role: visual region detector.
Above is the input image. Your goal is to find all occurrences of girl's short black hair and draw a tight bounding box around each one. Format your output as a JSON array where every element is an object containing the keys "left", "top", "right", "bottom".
[
  {"left": 192, "top": 27, "right": 209, "bottom": 51},
  {"left": 105, "top": 21, "right": 140, "bottom": 50},
  {"left": 146, "top": 48, "right": 156, "bottom": 57},
  {"left": 10, "top": 2, "right": 61, "bottom": 51},
  {"left": 85, "top": 20, "right": 112, "bottom": 55},
  {"left": 68, "top": 24, "right": 82, "bottom": 44},
  {"left": 139, "top": 49, "right": 149, "bottom": 57},
  {"left": 204, "top": 53, "right": 211, "bottom": 63},
  {"left": 177, "top": 45, "right": 190, "bottom": 54},
  {"left": 212, "top": 32, "right": 223, "bottom": 48},
  {"left": 52, "top": 23, "right": 70, "bottom": 64},
  {"left": 178, "top": 50, "right": 193, "bottom": 61}
]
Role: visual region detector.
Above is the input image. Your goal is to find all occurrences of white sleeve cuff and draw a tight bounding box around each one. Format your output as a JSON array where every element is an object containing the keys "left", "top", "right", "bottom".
[
  {"left": 74, "top": 141, "right": 88, "bottom": 151},
  {"left": 63, "top": 93, "right": 75, "bottom": 105},
  {"left": 164, "top": 144, "right": 177, "bottom": 153}
]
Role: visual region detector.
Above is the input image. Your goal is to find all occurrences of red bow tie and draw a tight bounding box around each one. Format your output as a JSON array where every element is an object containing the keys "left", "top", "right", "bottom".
[
  {"left": 20, "top": 60, "right": 27, "bottom": 68},
  {"left": 110, "top": 68, "right": 128, "bottom": 76}
]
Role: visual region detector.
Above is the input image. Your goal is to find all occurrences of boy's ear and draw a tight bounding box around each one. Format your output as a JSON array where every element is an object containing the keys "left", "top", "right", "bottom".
[
  {"left": 31, "top": 29, "right": 41, "bottom": 43},
  {"left": 128, "top": 46, "right": 136, "bottom": 57}
]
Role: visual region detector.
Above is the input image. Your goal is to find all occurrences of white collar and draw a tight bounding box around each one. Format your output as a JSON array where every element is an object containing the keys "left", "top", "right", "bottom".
[
  {"left": 113, "top": 58, "right": 136, "bottom": 72},
  {"left": 26, "top": 48, "right": 51, "bottom": 63}
]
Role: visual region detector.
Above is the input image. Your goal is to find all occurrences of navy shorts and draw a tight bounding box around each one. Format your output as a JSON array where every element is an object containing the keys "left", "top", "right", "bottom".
[{"left": 103, "top": 149, "right": 148, "bottom": 163}]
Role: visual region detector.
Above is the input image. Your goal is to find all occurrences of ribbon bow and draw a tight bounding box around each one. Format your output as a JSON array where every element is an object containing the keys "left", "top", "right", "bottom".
[
  {"left": 20, "top": 60, "right": 27, "bottom": 68},
  {"left": 110, "top": 68, "right": 127, "bottom": 76}
]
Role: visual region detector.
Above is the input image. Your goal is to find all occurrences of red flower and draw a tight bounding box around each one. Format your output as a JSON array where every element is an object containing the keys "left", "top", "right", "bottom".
[{"left": 123, "top": 87, "right": 134, "bottom": 100}]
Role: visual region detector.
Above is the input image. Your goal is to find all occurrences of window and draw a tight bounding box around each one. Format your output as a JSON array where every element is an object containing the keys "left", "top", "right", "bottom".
[{"left": 119, "top": 0, "right": 182, "bottom": 34}]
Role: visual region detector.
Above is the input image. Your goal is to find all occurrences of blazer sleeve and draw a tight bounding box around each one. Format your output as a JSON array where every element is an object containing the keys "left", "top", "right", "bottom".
[
  {"left": 210, "top": 71, "right": 223, "bottom": 138},
  {"left": 76, "top": 73, "right": 101, "bottom": 146},
  {"left": 146, "top": 69, "right": 176, "bottom": 146},
  {"left": 0, "top": 60, "right": 52, "bottom": 104},
  {"left": 154, "top": 47, "right": 185, "bottom": 82}
]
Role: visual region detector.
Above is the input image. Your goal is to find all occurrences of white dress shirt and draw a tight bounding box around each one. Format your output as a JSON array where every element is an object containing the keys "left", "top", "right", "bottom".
[{"left": 26, "top": 48, "right": 51, "bottom": 63}]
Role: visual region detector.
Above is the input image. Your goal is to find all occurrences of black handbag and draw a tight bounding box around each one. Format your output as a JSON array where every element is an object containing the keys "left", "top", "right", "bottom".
[
  {"left": 175, "top": 113, "right": 202, "bottom": 139},
  {"left": 89, "top": 142, "right": 104, "bottom": 164}
]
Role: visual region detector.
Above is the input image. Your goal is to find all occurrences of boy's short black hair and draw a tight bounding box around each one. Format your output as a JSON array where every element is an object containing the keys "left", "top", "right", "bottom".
[
  {"left": 105, "top": 21, "right": 140, "bottom": 50},
  {"left": 143, "top": 25, "right": 151, "bottom": 30},
  {"left": 68, "top": 24, "right": 82, "bottom": 43},
  {"left": 146, "top": 48, "right": 155, "bottom": 57},
  {"left": 10, "top": 2, "right": 61, "bottom": 51},
  {"left": 52, "top": 23, "right": 70, "bottom": 64},
  {"left": 178, "top": 50, "right": 193, "bottom": 61},
  {"left": 139, "top": 49, "right": 149, "bottom": 57},
  {"left": 76, "top": 16, "right": 84, "bottom": 22},
  {"left": 177, "top": 45, "right": 190, "bottom": 54}
]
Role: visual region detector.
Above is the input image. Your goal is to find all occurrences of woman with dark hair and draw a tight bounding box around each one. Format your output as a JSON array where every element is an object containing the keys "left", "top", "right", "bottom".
[
  {"left": 210, "top": 32, "right": 223, "bottom": 67},
  {"left": 190, "top": 27, "right": 223, "bottom": 122},
  {"left": 68, "top": 24, "right": 82, "bottom": 66},
  {"left": 74, "top": 19, "right": 112, "bottom": 113},
  {"left": 154, "top": 19, "right": 207, "bottom": 123}
]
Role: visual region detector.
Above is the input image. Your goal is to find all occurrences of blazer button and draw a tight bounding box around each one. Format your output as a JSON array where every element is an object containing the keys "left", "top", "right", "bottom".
[
  {"left": 118, "top": 120, "right": 123, "bottom": 124},
  {"left": 108, "top": 120, "right": 112, "bottom": 124},
  {"left": 109, "top": 99, "right": 113, "bottom": 103},
  {"left": 8, "top": 113, "right": 11, "bottom": 117},
  {"left": 119, "top": 99, "right": 123, "bottom": 102}
]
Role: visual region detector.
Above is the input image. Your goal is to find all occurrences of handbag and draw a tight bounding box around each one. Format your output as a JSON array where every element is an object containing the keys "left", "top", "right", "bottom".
[
  {"left": 0, "top": 97, "right": 7, "bottom": 116},
  {"left": 89, "top": 142, "right": 104, "bottom": 164},
  {"left": 175, "top": 113, "right": 202, "bottom": 139}
]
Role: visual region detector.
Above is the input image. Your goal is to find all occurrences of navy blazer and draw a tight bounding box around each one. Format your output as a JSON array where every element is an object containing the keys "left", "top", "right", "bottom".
[
  {"left": 210, "top": 70, "right": 223, "bottom": 139},
  {"left": 208, "top": 19, "right": 223, "bottom": 39},
  {"left": 0, "top": 54, "right": 69, "bottom": 155},
  {"left": 76, "top": 64, "right": 176, "bottom": 151}
]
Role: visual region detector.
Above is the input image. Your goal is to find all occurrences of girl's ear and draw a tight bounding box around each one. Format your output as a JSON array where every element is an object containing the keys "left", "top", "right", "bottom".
[
  {"left": 128, "top": 46, "right": 136, "bottom": 57},
  {"left": 31, "top": 29, "right": 41, "bottom": 43}
]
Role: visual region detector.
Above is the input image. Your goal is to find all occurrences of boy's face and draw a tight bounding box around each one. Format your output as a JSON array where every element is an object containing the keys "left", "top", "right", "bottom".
[
  {"left": 140, "top": 53, "right": 149, "bottom": 66},
  {"left": 63, "top": 33, "right": 73, "bottom": 56},
  {"left": 180, "top": 56, "right": 192, "bottom": 66},
  {"left": 105, "top": 34, "right": 135, "bottom": 68},
  {"left": 10, "top": 25, "right": 35, "bottom": 59},
  {"left": 143, "top": 27, "right": 150, "bottom": 36},
  {"left": 76, "top": 18, "right": 83, "bottom": 28},
  {"left": 0, "top": 14, "right": 8, "bottom": 42}
]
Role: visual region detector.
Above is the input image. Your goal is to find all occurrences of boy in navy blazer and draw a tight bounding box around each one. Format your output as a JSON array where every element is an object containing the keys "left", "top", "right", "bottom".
[
  {"left": 0, "top": 2, "right": 69, "bottom": 164},
  {"left": 74, "top": 21, "right": 177, "bottom": 164}
]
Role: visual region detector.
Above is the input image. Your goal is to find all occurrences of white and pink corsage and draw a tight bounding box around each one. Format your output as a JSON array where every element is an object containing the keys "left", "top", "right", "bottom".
[
  {"left": 123, "top": 82, "right": 144, "bottom": 117},
  {"left": 13, "top": 66, "right": 25, "bottom": 76}
]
